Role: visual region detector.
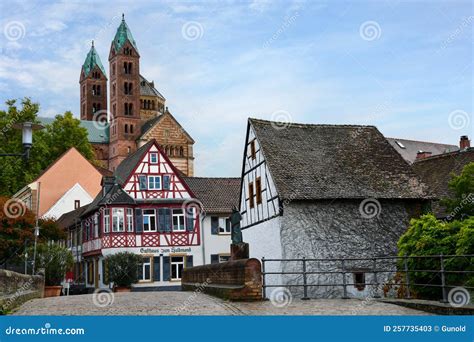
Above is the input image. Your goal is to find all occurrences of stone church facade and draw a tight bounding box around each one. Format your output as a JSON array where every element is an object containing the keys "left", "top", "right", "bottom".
[
  {"left": 78, "top": 15, "right": 194, "bottom": 175},
  {"left": 239, "top": 118, "right": 431, "bottom": 298}
]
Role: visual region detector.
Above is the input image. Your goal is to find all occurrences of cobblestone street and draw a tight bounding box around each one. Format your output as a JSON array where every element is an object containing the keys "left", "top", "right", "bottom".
[{"left": 13, "top": 292, "right": 431, "bottom": 315}]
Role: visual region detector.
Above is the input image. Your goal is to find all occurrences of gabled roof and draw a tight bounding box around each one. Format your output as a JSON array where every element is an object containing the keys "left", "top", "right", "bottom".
[
  {"left": 184, "top": 177, "right": 241, "bottom": 214},
  {"left": 38, "top": 117, "right": 109, "bottom": 144},
  {"left": 140, "top": 110, "right": 195, "bottom": 144},
  {"left": 82, "top": 43, "right": 107, "bottom": 78},
  {"left": 114, "top": 140, "right": 155, "bottom": 185},
  {"left": 386, "top": 137, "right": 458, "bottom": 164},
  {"left": 140, "top": 115, "right": 164, "bottom": 136},
  {"left": 248, "top": 118, "right": 430, "bottom": 201},
  {"left": 112, "top": 15, "right": 138, "bottom": 53},
  {"left": 140, "top": 75, "right": 165, "bottom": 100},
  {"left": 412, "top": 148, "right": 474, "bottom": 217}
]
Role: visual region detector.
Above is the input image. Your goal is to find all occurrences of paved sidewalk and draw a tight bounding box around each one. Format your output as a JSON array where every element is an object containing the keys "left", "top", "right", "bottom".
[{"left": 13, "top": 291, "right": 431, "bottom": 316}]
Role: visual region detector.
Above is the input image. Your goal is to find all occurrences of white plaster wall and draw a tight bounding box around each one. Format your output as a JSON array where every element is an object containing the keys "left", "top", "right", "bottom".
[
  {"left": 201, "top": 215, "right": 232, "bottom": 264},
  {"left": 43, "top": 183, "right": 93, "bottom": 219},
  {"left": 242, "top": 216, "right": 282, "bottom": 297}
]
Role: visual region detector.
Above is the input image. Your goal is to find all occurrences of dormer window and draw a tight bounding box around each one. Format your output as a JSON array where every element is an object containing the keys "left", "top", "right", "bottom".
[{"left": 150, "top": 153, "right": 158, "bottom": 164}]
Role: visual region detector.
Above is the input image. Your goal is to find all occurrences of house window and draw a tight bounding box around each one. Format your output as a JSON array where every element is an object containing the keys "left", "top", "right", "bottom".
[
  {"left": 219, "top": 218, "right": 231, "bottom": 234},
  {"left": 353, "top": 272, "right": 366, "bottom": 291},
  {"left": 112, "top": 208, "right": 124, "bottom": 232},
  {"left": 74, "top": 200, "right": 80, "bottom": 209},
  {"left": 93, "top": 214, "right": 99, "bottom": 238},
  {"left": 143, "top": 209, "right": 156, "bottom": 232},
  {"left": 250, "top": 140, "right": 256, "bottom": 159},
  {"left": 104, "top": 208, "right": 110, "bottom": 233},
  {"left": 248, "top": 182, "right": 255, "bottom": 208},
  {"left": 172, "top": 209, "right": 185, "bottom": 231},
  {"left": 256, "top": 177, "right": 262, "bottom": 204},
  {"left": 138, "top": 175, "right": 147, "bottom": 190},
  {"left": 150, "top": 153, "right": 158, "bottom": 164},
  {"left": 148, "top": 176, "right": 161, "bottom": 190},
  {"left": 171, "top": 256, "right": 185, "bottom": 280},
  {"left": 126, "top": 208, "right": 133, "bottom": 232},
  {"left": 138, "top": 256, "right": 152, "bottom": 281},
  {"left": 163, "top": 175, "right": 171, "bottom": 190}
]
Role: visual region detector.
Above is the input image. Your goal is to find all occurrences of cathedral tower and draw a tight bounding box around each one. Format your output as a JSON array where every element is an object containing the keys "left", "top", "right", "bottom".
[
  {"left": 79, "top": 41, "right": 108, "bottom": 121},
  {"left": 108, "top": 14, "right": 142, "bottom": 171}
]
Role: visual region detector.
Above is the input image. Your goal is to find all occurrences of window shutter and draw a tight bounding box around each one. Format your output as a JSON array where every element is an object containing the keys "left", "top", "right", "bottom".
[
  {"left": 163, "top": 256, "right": 170, "bottom": 281},
  {"left": 211, "top": 217, "right": 219, "bottom": 235},
  {"left": 139, "top": 175, "right": 147, "bottom": 190},
  {"left": 153, "top": 257, "right": 160, "bottom": 281},
  {"left": 164, "top": 209, "right": 172, "bottom": 232},
  {"left": 135, "top": 208, "right": 143, "bottom": 233},
  {"left": 210, "top": 254, "right": 219, "bottom": 264},
  {"left": 163, "top": 175, "right": 171, "bottom": 190},
  {"left": 157, "top": 208, "right": 165, "bottom": 232},
  {"left": 186, "top": 209, "right": 194, "bottom": 232},
  {"left": 186, "top": 255, "right": 193, "bottom": 268}
]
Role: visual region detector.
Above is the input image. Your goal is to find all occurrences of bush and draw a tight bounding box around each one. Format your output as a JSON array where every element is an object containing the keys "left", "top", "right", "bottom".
[
  {"left": 33, "top": 243, "right": 74, "bottom": 286},
  {"left": 105, "top": 252, "right": 142, "bottom": 288},
  {"left": 398, "top": 214, "right": 474, "bottom": 299}
]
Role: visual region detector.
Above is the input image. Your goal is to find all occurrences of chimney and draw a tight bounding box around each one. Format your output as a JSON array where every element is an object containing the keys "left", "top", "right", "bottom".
[
  {"left": 416, "top": 150, "right": 432, "bottom": 160},
  {"left": 460, "top": 135, "right": 470, "bottom": 150},
  {"left": 102, "top": 176, "right": 115, "bottom": 196},
  {"left": 150, "top": 81, "right": 155, "bottom": 88}
]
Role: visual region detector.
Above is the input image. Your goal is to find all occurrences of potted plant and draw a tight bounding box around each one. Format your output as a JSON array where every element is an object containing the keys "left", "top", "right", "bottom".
[
  {"left": 34, "top": 243, "right": 74, "bottom": 297},
  {"left": 106, "top": 252, "right": 141, "bottom": 292}
]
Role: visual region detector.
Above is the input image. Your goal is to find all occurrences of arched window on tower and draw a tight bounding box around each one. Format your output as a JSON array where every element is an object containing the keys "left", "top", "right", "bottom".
[
  {"left": 124, "top": 103, "right": 128, "bottom": 115},
  {"left": 92, "top": 85, "right": 96, "bottom": 95},
  {"left": 92, "top": 103, "right": 97, "bottom": 113},
  {"left": 129, "top": 103, "right": 133, "bottom": 115},
  {"left": 97, "top": 85, "right": 101, "bottom": 96},
  {"left": 112, "top": 84, "right": 116, "bottom": 96},
  {"left": 130, "top": 125, "right": 134, "bottom": 134},
  {"left": 128, "top": 62, "right": 132, "bottom": 74},
  {"left": 152, "top": 101, "right": 156, "bottom": 110},
  {"left": 125, "top": 124, "right": 128, "bottom": 133}
]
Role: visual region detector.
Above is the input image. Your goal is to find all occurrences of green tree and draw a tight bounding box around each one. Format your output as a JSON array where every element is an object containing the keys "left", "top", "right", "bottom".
[
  {"left": 0, "top": 98, "right": 96, "bottom": 197},
  {"left": 441, "top": 162, "right": 474, "bottom": 220},
  {"left": 106, "top": 252, "right": 142, "bottom": 288}
]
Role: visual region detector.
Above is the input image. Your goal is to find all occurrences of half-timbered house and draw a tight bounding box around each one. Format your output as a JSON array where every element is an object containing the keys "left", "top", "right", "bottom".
[
  {"left": 239, "top": 118, "right": 432, "bottom": 298},
  {"left": 79, "top": 139, "right": 201, "bottom": 288}
]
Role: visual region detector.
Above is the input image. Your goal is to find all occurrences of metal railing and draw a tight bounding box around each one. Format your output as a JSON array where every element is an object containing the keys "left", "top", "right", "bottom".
[{"left": 261, "top": 254, "right": 474, "bottom": 301}]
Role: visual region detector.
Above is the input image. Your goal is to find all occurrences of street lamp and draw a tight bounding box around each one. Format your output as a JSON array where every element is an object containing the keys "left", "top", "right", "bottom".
[{"left": 0, "top": 121, "right": 44, "bottom": 161}]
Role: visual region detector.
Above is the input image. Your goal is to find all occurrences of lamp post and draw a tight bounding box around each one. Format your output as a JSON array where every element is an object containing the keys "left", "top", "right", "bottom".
[{"left": 0, "top": 122, "right": 44, "bottom": 161}]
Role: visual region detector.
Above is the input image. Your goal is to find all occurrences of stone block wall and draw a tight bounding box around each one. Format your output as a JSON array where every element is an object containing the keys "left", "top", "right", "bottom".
[
  {"left": 0, "top": 270, "right": 44, "bottom": 313},
  {"left": 182, "top": 258, "right": 262, "bottom": 301}
]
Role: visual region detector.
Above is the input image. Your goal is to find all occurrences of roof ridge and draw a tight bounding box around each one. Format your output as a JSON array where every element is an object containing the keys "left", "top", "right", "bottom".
[
  {"left": 387, "top": 137, "right": 458, "bottom": 147},
  {"left": 413, "top": 147, "right": 474, "bottom": 163},
  {"left": 249, "top": 117, "right": 376, "bottom": 129}
]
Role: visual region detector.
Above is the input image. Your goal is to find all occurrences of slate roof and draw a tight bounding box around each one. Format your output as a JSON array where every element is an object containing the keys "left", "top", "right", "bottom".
[
  {"left": 38, "top": 117, "right": 109, "bottom": 144},
  {"left": 57, "top": 205, "right": 88, "bottom": 229},
  {"left": 386, "top": 137, "right": 458, "bottom": 164},
  {"left": 412, "top": 148, "right": 474, "bottom": 217},
  {"left": 140, "top": 115, "right": 164, "bottom": 136},
  {"left": 184, "top": 177, "right": 241, "bottom": 214},
  {"left": 114, "top": 140, "right": 155, "bottom": 185},
  {"left": 140, "top": 75, "right": 165, "bottom": 100},
  {"left": 249, "top": 118, "right": 431, "bottom": 201},
  {"left": 82, "top": 43, "right": 107, "bottom": 78}
]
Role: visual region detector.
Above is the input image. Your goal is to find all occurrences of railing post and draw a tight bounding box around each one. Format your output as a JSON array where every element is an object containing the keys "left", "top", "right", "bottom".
[
  {"left": 440, "top": 254, "right": 448, "bottom": 303},
  {"left": 302, "top": 257, "right": 309, "bottom": 300},
  {"left": 261, "top": 257, "right": 266, "bottom": 300},
  {"left": 373, "top": 257, "right": 381, "bottom": 298},
  {"left": 403, "top": 254, "right": 411, "bottom": 299},
  {"left": 341, "top": 259, "right": 348, "bottom": 299}
]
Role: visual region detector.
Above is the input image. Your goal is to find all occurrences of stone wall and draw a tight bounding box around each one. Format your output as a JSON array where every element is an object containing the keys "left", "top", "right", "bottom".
[
  {"left": 182, "top": 258, "right": 262, "bottom": 301},
  {"left": 0, "top": 270, "right": 44, "bottom": 313},
  {"left": 279, "top": 199, "right": 420, "bottom": 299}
]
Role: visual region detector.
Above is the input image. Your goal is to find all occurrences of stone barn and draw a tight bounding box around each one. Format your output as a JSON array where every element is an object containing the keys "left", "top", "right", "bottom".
[{"left": 238, "top": 118, "right": 431, "bottom": 298}]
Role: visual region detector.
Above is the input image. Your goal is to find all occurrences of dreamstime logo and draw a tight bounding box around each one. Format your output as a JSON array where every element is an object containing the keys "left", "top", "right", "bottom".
[
  {"left": 182, "top": 198, "right": 205, "bottom": 218},
  {"left": 92, "top": 288, "right": 114, "bottom": 308},
  {"left": 3, "top": 21, "right": 26, "bottom": 42},
  {"left": 181, "top": 21, "right": 204, "bottom": 41},
  {"left": 448, "top": 287, "right": 471, "bottom": 308},
  {"left": 92, "top": 110, "right": 110, "bottom": 130},
  {"left": 359, "top": 21, "right": 382, "bottom": 41},
  {"left": 359, "top": 198, "right": 381, "bottom": 219},
  {"left": 270, "top": 110, "right": 292, "bottom": 130},
  {"left": 269, "top": 287, "right": 293, "bottom": 308},
  {"left": 3, "top": 198, "right": 26, "bottom": 219},
  {"left": 448, "top": 110, "right": 470, "bottom": 130}
]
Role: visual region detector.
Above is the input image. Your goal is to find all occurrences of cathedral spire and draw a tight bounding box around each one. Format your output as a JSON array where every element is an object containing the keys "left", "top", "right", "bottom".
[
  {"left": 82, "top": 42, "right": 106, "bottom": 78},
  {"left": 112, "top": 13, "right": 138, "bottom": 53}
]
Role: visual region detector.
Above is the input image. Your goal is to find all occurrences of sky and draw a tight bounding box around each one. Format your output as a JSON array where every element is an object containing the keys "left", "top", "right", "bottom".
[{"left": 0, "top": 0, "right": 472, "bottom": 177}]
